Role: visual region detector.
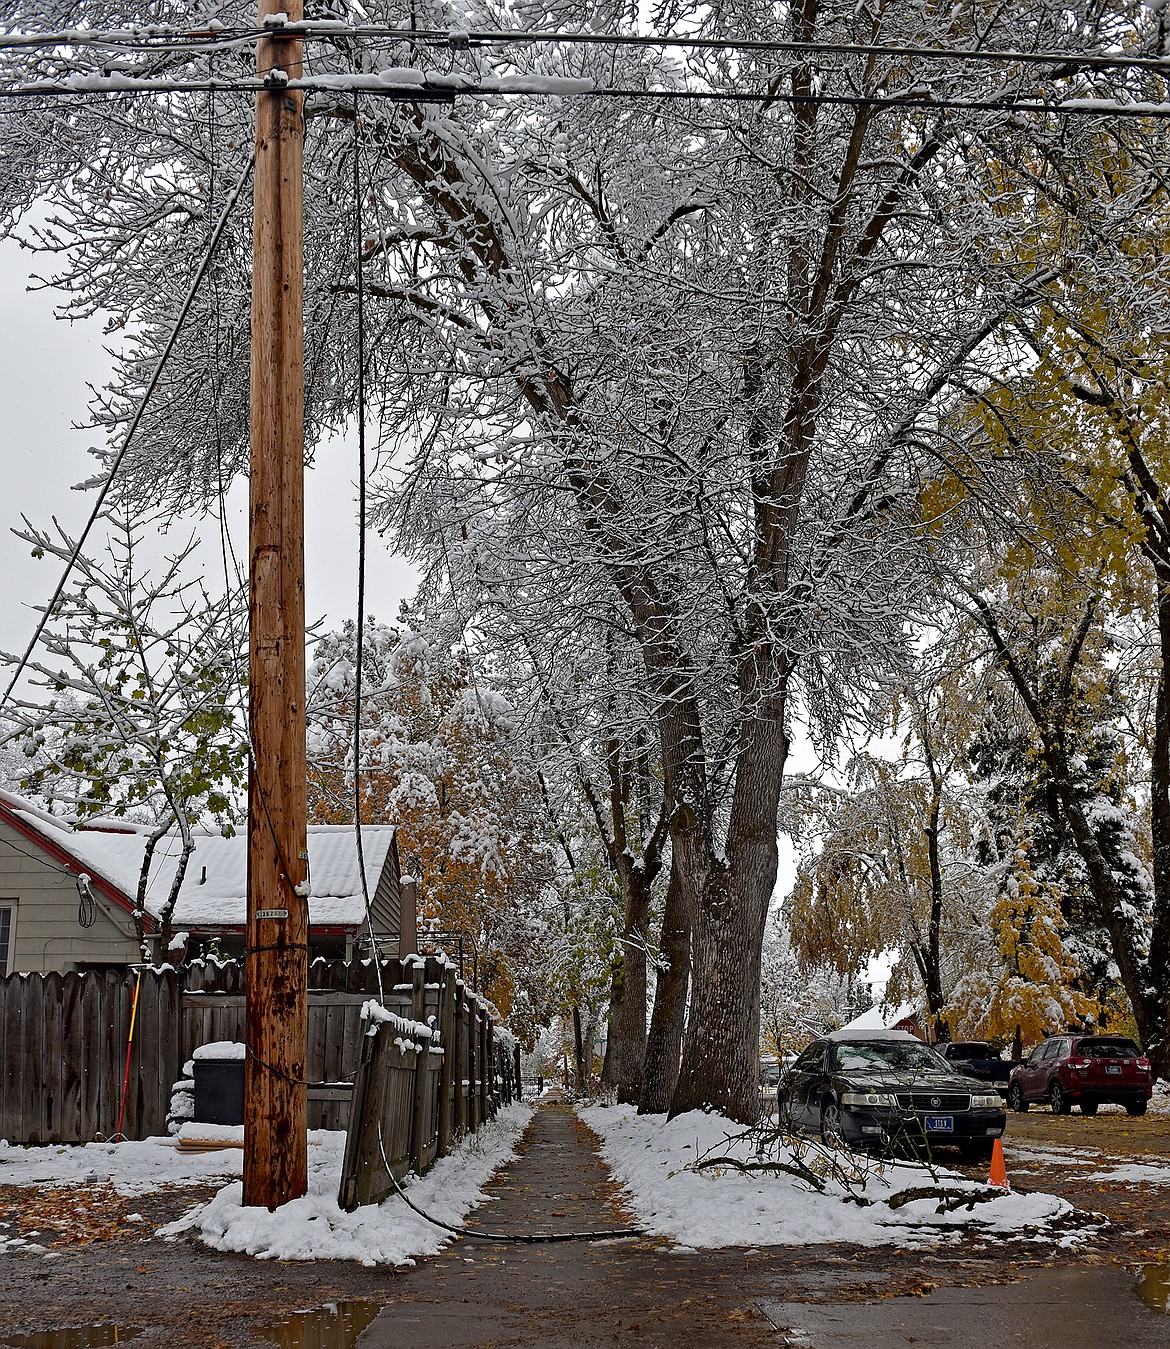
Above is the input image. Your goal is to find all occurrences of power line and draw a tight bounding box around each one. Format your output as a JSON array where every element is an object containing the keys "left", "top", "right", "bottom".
[
  {"left": 0, "top": 74, "right": 457, "bottom": 99},
  {"left": 5, "top": 23, "right": 1170, "bottom": 77},
  {"left": 4, "top": 70, "right": 1170, "bottom": 118}
]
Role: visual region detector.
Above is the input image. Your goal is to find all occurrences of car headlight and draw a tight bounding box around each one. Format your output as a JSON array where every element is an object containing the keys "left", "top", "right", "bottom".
[
  {"left": 840, "top": 1091, "right": 898, "bottom": 1107},
  {"left": 970, "top": 1093, "right": 1002, "bottom": 1109}
]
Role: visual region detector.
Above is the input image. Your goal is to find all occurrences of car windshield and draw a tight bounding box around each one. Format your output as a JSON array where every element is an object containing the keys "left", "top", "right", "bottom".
[
  {"left": 949, "top": 1043, "right": 995, "bottom": 1058},
  {"left": 1077, "top": 1039, "right": 1140, "bottom": 1059},
  {"left": 831, "top": 1040, "right": 949, "bottom": 1074}
]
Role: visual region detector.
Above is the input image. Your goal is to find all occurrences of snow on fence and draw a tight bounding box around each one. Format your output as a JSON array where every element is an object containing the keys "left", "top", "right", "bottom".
[
  {"left": 337, "top": 955, "right": 519, "bottom": 1209},
  {"left": 0, "top": 956, "right": 518, "bottom": 1147}
]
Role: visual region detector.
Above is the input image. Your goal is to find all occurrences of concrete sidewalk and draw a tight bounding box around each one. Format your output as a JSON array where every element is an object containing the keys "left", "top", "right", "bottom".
[{"left": 356, "top": 1100, "right": 778, "bottom": 1347}]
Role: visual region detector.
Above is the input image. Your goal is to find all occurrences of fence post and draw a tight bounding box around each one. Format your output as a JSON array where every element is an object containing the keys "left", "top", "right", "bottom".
[
  {"left": 475, "top": 1009, "right": 488, "bottom": 1122},
  {"left": 408, "top": 960, "right": 429, "bottom": 1170},
  {"left": 453, "top": 986, "right": 468, "bottom": 1138},
  {"left": 514, "top": 1042, "right": 522, "bottom": 1101},
  {"left": 465, "top": 1001, "right": 477, "bottom": 1131},
  {"left": 337, "top": 1015, "right": 377, "bottom": 1212},
  {"left": 436, "top": 964, "right": 456, "bottom": 1158}
]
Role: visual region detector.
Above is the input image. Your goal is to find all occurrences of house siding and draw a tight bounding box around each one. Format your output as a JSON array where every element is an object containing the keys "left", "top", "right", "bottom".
[
  {"left": 0, "top": 819, "right": 139, "bottom": 971},
  {"left": 368, "top": 853, "right": 401, "bottom": 939}
]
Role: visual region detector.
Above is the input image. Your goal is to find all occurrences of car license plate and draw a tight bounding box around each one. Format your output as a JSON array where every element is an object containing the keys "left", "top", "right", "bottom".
[
  {"left": 1106, "top": 1065, "right": 1121, "bottom": 1074},
  {"left": 925, "top": 1115, "right": 953, "bottom": 1132}
]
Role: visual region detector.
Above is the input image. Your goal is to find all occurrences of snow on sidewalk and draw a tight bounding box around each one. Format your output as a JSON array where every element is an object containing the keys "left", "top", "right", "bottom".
[
  {"left": 1, "top": 1102, "right": 533, "bottom": 1266},
  {"left": 580, "top": 1104, "right": 1087, "bottom": 1250}
]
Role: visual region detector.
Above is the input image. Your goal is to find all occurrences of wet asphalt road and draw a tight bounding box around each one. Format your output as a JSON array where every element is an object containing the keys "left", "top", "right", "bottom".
[{"left": 761, "top": 1264, "right": 1169, "bottom": 1346}]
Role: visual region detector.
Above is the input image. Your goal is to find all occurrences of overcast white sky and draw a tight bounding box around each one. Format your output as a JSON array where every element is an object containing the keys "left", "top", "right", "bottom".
[{"left": 0, "top": 235, "right": 419, "bottom": 669}]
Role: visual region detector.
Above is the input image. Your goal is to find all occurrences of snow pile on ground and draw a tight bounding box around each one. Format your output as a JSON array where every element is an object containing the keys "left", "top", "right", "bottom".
[
  {"left": 580, "top": 1105, "right": 1084, "bottom": 1249},
  {"left": 160, "top": 1102, "right": 532, "bottom": 1265},
  {"left": 1097, "top": 1160, "right": 1170, "bottom": 1185},
  {"left": 0, "top": 1103, "right": 532, "bottom": 1265},
  {"left": 0, "top": 1133, "right": 247, "bottom": 1196},
  {"left": 1004, "top": 1141, "right": 1089, "bottom": 1170}
]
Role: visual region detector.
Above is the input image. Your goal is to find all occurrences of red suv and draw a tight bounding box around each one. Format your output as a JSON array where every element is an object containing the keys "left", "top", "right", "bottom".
[{"left": 1007, "top": 1035, "right": 1153, "bottom": 1116}]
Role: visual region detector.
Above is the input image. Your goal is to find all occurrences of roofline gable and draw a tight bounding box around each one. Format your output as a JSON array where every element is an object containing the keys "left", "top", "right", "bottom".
[{"left": 0, "top": 795, "right": 156, "bottom": 933}]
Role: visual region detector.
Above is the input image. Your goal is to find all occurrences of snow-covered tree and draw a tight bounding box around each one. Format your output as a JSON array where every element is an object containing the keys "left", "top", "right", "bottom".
[
  {"left": 949, "top": 828, "right": 1096, "bottom": 1055},
  {"left": 505, "top": 617, "right": 674, "bottom": 1107},
  {"left": 306, "top": 615, "right": 552, "bottom": 1014},
  {"left": 0, "top": 515, "right": 247, "bottom": 950},
  {"left": 957, "top": 565, "right": 1157, "bottom": 1046},
  {"left": 1, "top": 0, "right": 1156, "bottom": 1116},
  {"left": 916, "top": 82, "right": 1170, "bottom": 1071},
  {"left": 784, "top": 627, "right": 996, "bottom": 1042},
  {"left": 760, "top": 922, "right": 867, "bottom": 1056}
]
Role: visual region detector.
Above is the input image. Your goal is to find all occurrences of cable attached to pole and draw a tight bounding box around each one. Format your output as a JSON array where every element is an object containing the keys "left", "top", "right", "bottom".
[{"left": 350, "top": 89, "right": 385, "bottom": 1005}]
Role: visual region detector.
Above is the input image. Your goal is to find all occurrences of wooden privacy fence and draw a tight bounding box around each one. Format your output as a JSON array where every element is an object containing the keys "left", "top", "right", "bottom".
[
  {"left": 337, "top": 955, "right": 517, "bottom": 1210},
  {"left": 0, "top": 956, "right": 518, "bottom": 1146},
  {"left": 0, "top": 966, "right": 179, "bottom": 1146}
]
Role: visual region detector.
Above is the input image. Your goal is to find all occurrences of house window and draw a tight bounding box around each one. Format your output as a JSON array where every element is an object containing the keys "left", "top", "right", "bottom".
[{"left": 0, "top": 904, "right": 13, "bottom": 976}]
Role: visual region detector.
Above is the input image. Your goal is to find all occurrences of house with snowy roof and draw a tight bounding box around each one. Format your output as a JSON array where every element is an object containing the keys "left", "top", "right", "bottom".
[
  {"left": 836, "top": 1000, "right": 923, "bottom": 1039},
  {"left": 0, "top": 789, "right": 403, "bottom": 974}
]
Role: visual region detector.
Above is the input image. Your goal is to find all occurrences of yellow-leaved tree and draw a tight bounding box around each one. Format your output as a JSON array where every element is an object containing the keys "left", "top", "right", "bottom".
[
  {"left": 921, "top": 108, "right": 1170, "bottom": 1070},
  {"left": 950, "top": 831, "right": 1096, "bottom": 1057}
]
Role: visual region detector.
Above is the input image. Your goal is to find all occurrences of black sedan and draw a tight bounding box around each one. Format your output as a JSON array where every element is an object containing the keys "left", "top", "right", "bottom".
[{"left": 777, "top": 1030, "right": 1008, "bottom": 1163}]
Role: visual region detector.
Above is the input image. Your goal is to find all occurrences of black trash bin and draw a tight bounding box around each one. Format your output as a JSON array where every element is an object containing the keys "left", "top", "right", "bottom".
[{"left": 192, "top": 1044, "right": 246, "bottom": 1125}]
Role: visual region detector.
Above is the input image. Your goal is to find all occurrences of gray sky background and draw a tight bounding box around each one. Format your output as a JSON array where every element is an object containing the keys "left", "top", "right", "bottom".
[{"left": 0, "top": 235, "right": 419, "bottom": 671}]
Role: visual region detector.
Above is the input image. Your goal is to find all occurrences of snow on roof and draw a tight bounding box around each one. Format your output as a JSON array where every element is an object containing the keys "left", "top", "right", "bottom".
[
  {"left": 0, "top": 787, "right": 72, "bottom": 833},
  {"left": 826, "top": 1027, "right": 918, "bottom": 1042},
  {"left": 836, "top": 1001, "right": 918, "bottom": 1033},
  {"left": 0, "top": 790, "right": 395, "bottom": 929}
]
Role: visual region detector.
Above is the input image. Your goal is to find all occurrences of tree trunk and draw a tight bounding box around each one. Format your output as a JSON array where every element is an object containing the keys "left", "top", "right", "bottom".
[
  {"left": 923, "top": 771, "right": 948, "bottom": 1042},
  {"left": 639, "top": 854, "right": 691, "bottom": 1114},
  {"left": 157, "top": 835, "right": 195, "bottom": 959},
  {"left": 600, "top": 870, "right": 651, "bottom": 1104},
  {"left": 572, "top": 1004, "right": 586, "bottom": 1092},
  {"left": 135, "top": 820, "right": 172, "bottom": 961},
  {"left": 1148, "top": 567, "right": 1170, "bottom": 1078},
  {"left": 670, "top": 683, "right": 788, "bottom": 1122},
  {"left": 670, "top": 855, "right": 772, "bottom": 1122}
]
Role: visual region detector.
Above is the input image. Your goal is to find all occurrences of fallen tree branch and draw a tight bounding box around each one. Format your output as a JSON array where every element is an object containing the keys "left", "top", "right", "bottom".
[{"left": 887, "top": 1184, "right": 1000, "bottom": 1212}]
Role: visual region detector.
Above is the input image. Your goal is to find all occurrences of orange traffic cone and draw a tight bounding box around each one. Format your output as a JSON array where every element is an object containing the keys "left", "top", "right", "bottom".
[{"left": 988, "top": 1137, "right": 1010, "bottom": 1191}]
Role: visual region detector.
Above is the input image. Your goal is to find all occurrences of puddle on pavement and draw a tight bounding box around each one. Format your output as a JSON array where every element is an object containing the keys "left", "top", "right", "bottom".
[
  {"left": 255, "top": 1300, "right": 381, "bottom": 1349},
  {"left": 1135, "top": 1263, "right": 1170, "bottom": 1314},
  {"left": 1, "top": 1328, "right": 141, "bottom": 1349}
]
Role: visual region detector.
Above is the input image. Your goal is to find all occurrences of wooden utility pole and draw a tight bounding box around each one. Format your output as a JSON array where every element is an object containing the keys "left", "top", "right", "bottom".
[{"left": 245, "top": 0, "right": 308, "bottom": 1210}]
